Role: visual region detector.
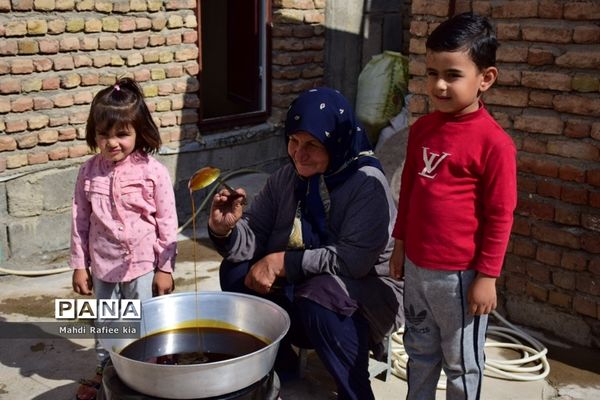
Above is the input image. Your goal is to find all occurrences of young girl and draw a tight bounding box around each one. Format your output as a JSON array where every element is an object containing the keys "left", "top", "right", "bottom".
[{"left": 70, "top": 77, "right": 178, "bottom": 400}]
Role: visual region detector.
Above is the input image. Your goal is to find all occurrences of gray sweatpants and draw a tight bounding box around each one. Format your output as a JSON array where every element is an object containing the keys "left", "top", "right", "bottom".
[
  {"left": 403, "top": 258, "right": 488, "bottom": 400},
  {"left": 92, "top": 271, "right": 154, "bottom": 367}
]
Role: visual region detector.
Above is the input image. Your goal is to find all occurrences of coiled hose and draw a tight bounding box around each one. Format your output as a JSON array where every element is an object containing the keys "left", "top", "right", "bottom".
[{"left": 390, "top": 310, "right": 550, "bottom": 388}]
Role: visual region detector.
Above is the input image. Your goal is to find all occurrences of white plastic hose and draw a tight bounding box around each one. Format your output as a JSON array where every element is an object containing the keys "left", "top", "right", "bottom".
[{"left": 390, "top": 310, "right": 550, "bottom": 389}]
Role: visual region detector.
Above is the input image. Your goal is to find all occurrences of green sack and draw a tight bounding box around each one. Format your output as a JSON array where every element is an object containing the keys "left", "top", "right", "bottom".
[{"left": 356, "top": 51, "right": 409, "bottom": 146}]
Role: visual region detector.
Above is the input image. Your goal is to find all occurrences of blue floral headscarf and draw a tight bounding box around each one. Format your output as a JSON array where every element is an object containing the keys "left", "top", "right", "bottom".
[{"left": 285, "top": 87, "right": 383, "bottom": 247}]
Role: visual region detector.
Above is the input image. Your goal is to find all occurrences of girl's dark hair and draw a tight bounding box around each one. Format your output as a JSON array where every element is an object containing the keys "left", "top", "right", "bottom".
[
  {"left": 426, "top": 12, "right": 499, "bottom": 70},
  {"left": 86, "top": 77, "right": 161, "bottom": 153}
]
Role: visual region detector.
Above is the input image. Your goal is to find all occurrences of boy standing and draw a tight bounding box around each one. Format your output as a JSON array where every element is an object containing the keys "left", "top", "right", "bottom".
[{"left": 390, "top": 12, "right": 517, "bottom": 399}]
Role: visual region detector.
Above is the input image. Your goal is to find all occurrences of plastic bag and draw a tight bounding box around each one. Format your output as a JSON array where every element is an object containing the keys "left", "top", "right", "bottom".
[{"left": 356, "top": 51, "right": 409, "bottom": 146}]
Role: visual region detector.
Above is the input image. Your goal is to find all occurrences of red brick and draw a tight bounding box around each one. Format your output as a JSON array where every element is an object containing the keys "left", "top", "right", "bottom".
[
  {"left": 410, "top": 21, "right": 429, "bottom": 37},
  {"left": 527, "top": 260, "right": 552, "bottom": 283},
  {"left": 11, "top": 97, "right": 33, "bottom": 113},
  {"left": 42, "top": 76, "right": 60, "bottom": 90},
  {"left": 505, "top": 275, "right": 527, "bottom": 295},
  {"left": 556, "top": 50, "right": 600, "bottom": 69},
  {"left": 559, "top": 163, "right": 586, "bottom": 183},
  {"left": 411, "top": 0, "right": 450, "bottom": 17},
  {"left": 554, "top": 95, "right": 600, "bottom": 117},
  {"left": 492, "top": 0, "right": 538, "bottom": 17},
  {"left": 590, "top": 191, "right": 600, "bottom": 208},
  {"left": 538, "top": 0, "right": 563, "bottom": 18},
  {"left": 471, "top": 1, "right": 491, "bottom": 15},
  {"left": 16, "top": 132, "right": 38, "bottom": 148},
  {"left": 27, "top": 152, "right": 48, "bottom": 165},
  {"left": 5, "top": 119, "right": 27, "bottom": 133},
  {"left": 526, "top": 282, "right": 548, "bottom": 301},
  {"left": 522, "top": 24, "right": 573, "bottom": 44},
  {"left": 528, "top": 91, "right": 555, "bottom": 108},
  {"left": 564, "top": 119, "right": 591, "bottom": 138},
  {"left": 555, "top": 206, "right": 580, "bottom": 226},
  {"left": 516, "top": 197, "right": 554, "bottom": 220},
  {"left": 48, "top": 147, "right": 68, "bottom": 160},
  {"left": 497, "top": 44, "right": 529, "bottom": 63},
  {"left": 548, "top": 290, "right": 571, "bottom": 309},
  {"left": 564, "top": 2, "right": 600, "bottom": 20},
  {"left": 573, "top": 295, "right": 597, "bottom": 318},
  {"left": 0, "top": 97, "right": 9, "bottom": 113},
  {"left": 409, "top": 38, "right": 426, "bottom": 55},
  {"left": 496, "top": 68, "right": 521, "bottom": 86},
  {"left": 522, "top": 71, "right": 571, "bottom": 91},
  {"left": 32, "top": 96, "right": 52, "bottom": 110},
  {"left": 561, "top": 185, "right": 588, "bottom": 205},
  {"left": 518, "top": 175, "right": 537, "bottom": 193},
  {"left": 590, "top": 258, "right": 600, "bottom": 275},
  {"left": 58, "top": 128, "right": 77, "bottom": 141},
  {"left": 53, "top": 56, "right": 74, "bottom": 70},
  {"left": 11, "top": 59, "right": 34, "bottom": 74},
  {"left": 0, "top": 79, "right": 20, "bottom": 94},
  {"left": 588, "top": 169, "right": 600, "bottom": 187},
  {"left": 514, "top": 111, "right": 563, "bottom": 134},
  {"left": 552, "top": 270, "right": 576, "bottom": 290},
  {"left": 536, "top": 245, "right": 562, "bottom": 266},
  {"left": 0, "top": 136, "right": 17, "bottom": 151},
  {"left": 496, "top": 22, "right": 521, "bottom": 40},
  {"left": 486, "top": 87, "right": 529, "bottom": 107},
  {"left": 68, "top": 144, "right": 89, "bottom": 158},
  {"left": 518, "top": 155, "right": 559, "bottom": 177},
  {"left": 527, "top": 47, "right": 557, "bottom": 66},
  {"left": 573, "top": 25, "right": 600, "bottom": 44},
  {"left": 531, "top": 222, "right": 580, "bottom": 249},
  {"left": 511, "top": 216, "right": 531, "bottom": 236},
  {"left": 52, "top": 94, "right": 74, "bottom": 108},
  {"left": 581, "top": 232, "right": 600, "bottom": 253},
  {"left": 512, "top": 236, "right": 537, "bottom": 258},
  {"left": 548, "top": 140, "right": 599, "bottom": 161},
  {"left": 561, "top": 250, "right": 589, "bottom": 272}
]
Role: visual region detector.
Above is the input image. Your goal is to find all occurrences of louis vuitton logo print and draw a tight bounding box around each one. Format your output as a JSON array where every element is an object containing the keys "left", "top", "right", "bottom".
[{"left": 418, "top": 147, "right": 450, "bottom": 179}]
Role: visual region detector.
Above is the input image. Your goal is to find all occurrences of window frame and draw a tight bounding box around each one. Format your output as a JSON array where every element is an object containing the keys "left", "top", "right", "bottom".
[{"left": 196, "top": 0, "right": 272, "bottom": 131}]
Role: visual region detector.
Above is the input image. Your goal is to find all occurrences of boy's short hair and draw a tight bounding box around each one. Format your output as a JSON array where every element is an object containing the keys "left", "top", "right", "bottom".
[{"left": 426, "top": 12, "right": 499, "bottom": 70}]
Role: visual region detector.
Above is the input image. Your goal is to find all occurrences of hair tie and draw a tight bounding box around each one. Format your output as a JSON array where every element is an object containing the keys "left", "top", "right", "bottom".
[{"left": 114, "top": 84, "right": 120, "bottom": 91}]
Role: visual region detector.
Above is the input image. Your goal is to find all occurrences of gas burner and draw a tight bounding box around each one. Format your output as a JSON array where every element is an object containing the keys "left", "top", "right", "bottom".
[{"left": 97, "top": 362, "right": 280, "bottom": 400}]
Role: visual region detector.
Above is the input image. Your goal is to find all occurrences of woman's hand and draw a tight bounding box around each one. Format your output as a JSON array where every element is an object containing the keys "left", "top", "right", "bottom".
[
  {"left": 72, "top": 268, "right": 93, "bottom": 295},
  {"left": 245, "top": 252, "right": 285, "bottom": 294},
  {"left": 153, "top": 270, "right": 174, "bottom": 296},
  {"left": 389, "top": 240, "right": 405, "bottom": 280},
  {"left": 208, "top": 188, "right": 247, "bottom": 236},
  {"left": 467, "top": 273, "right": 497, "bottom": 315}
]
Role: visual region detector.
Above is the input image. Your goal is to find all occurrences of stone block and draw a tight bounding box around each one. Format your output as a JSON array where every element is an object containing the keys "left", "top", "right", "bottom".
[
  {"left": 7, "top": 177, "right": 43, "bottom": 217},
  {"left": 7, "top": 211, "right": 71, "bottom": 258},
  {"left": 505, "top": 295, "right": 592, "bottom": 346}
]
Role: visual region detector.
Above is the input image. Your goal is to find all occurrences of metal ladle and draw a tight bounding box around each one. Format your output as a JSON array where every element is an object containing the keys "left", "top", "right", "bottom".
[{"left": 188, "top": 166, "right": 247, "bottom": 204}]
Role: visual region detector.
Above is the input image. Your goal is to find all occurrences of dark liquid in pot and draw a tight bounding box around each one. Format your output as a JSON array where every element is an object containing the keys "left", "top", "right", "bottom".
[{"left": 120, "top": 327, "right": 268, "bottom": 365}]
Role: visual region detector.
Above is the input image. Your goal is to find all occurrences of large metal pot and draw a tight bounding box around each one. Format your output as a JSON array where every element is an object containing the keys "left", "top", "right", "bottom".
[{"left": 98, "top": 291, "right": 290, "bottom": 399}]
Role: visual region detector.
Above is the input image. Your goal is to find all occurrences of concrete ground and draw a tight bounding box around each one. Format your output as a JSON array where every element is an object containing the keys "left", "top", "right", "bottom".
[{"left": 1, "top": 232, "right": 599, "bottom": 400}]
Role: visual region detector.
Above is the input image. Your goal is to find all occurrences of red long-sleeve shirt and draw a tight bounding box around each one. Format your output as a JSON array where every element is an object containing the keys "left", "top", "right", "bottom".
[{"left": 392, "top": 105, "right": 517, "bottom": 277}]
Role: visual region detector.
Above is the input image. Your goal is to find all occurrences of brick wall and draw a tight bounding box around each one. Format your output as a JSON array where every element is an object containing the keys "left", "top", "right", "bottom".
[
  {"left": 0, "top": 0, "right": 325, "bottom": 263},
  {"left": 271, "top": 0, "right": 326, "bottom": 121},
  {"left": 0, "top": 0, "right": 201, "bottom": 173},
  {"left": 409, "top": 0, "right": 600, "bottom": 347}
]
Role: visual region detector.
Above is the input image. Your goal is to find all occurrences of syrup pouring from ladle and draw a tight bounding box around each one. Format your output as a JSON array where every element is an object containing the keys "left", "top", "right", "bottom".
[{"left": 188, "top": 166, "right": 247, "bottom": 205}]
